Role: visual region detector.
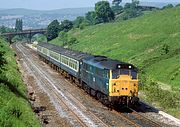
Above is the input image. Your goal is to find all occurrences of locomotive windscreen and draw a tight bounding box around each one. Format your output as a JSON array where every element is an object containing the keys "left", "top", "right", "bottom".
[{"left": 112, "top": 68, "right": 137, "bottom": 79}]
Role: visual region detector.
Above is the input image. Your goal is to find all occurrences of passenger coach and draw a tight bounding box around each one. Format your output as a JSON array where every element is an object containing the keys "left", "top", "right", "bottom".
[{"left": 37, "top": 43, "right": 90, "bottom": 82}]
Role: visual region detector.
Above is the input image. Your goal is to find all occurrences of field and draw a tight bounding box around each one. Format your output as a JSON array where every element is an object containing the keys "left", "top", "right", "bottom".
[
  {"left": 0, "top": 39, "right": 40, "bottom": 127},
  {"left": 51, "top": 7, "right": 180, "bottom": 117}
]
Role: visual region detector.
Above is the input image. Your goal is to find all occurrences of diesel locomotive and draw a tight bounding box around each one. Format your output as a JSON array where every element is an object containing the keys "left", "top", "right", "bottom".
[{"left": 37, "top": 42, "right": 139, "bottom": 106}]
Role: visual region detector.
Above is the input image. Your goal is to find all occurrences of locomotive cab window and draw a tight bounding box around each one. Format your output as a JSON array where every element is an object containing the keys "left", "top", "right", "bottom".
[
  {"left": 112, "top": 68, "right": 137, "bottom": 79},
  {"left": 131, "top": 70, "right": 137, "bottom": 79}
]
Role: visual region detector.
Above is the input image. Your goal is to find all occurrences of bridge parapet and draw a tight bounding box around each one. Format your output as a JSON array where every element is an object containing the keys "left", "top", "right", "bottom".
[
  {"left": 0, "top": 29, "right": 47, "bottom": 36},
  {"left": 0, "top": 29, "right": 47, "bottom": 43}
]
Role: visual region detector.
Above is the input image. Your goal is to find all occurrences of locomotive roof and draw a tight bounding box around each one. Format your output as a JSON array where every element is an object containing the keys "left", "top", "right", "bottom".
[
  {"left": 83, "top": 56, "right": 136, "bottom": 70},
  {"left": 38, "top": 42, "right": 91, "bottom": 60}
]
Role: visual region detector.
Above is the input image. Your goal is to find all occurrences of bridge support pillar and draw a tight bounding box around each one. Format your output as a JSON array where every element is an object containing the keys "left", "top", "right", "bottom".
[{"left": 7, "top": 35, "right": 14, "bottom": 44}]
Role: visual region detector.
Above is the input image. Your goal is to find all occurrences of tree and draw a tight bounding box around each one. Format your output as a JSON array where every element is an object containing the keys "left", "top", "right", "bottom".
[
  {"left": 59, "top": 20, "right": 73, "bottom": 32},
  {"left": 58, "top": 31, "right": 68, "bottom": 46},
  {"left": 0, "top": 26, "right": 14, "bottom": 33},
  {"left": 15, "top": 19, "right": 23, "bottom": 32},
  {"left": 73, "top": 16, "right": 85, "bottom": 28},
  {"left": 112, "top": 0, "right": 122, "bottom": 6},
  {"left": 175, "top": 4, "right": 180, "bottom": 7},
  {"left": 162, "top": 4, "right": 174, "bottom": 9},
  {"left": 0, "top": 26, "right": 6, "bottom": 33},
  {"left": 32, "top": 34, "right": 47, "bottom": 42},
  {"left": 112, "top": 0, "right": 123, "bottom": 15},
  {"left": 47, "top": 19, "right": 60, "bottom": 41},
  {"left": 85, "top": 11, "right": 98, "bottom": 25},
  {"left": 123, "top": 0, "right": 142, "bottom": 20},
  {"left": 95, "top": 1, "right": 115, "bottom": 23}
]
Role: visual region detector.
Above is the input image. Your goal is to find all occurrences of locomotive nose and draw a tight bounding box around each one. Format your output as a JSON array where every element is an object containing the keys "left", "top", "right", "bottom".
[{"left": 109, "top": 75, "right": 138, "bottom": 97}]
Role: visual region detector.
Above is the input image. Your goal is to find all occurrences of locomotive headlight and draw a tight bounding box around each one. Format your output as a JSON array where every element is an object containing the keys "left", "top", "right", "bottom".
[
  {"left": 129, "top": 65, "right": 131, "bottom": 69},
  {"left": 117, "top": 65, "right": 121, "bottom": 68}
]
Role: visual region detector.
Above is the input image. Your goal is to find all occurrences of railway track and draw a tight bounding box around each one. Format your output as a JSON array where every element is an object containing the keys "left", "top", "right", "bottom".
[
  {"left": 15, "top": 42, "right": 108, "bottom": 127},
  {"left": 109, "top": 105, "right": 162, "bottom": 127},
  {"left": 117, "top": 107, "right": 162, "bottom": 127}
]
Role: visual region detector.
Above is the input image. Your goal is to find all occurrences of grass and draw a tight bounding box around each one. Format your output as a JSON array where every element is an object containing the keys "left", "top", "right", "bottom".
[
  {"left": 50, "top": 7, "right": 180, "bottom": 118},
  {"left": 0, "top": 38, "right": 40, "bottom": 127}
]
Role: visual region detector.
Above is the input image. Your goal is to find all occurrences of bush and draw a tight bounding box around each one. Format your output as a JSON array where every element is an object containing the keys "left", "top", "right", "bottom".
[
  {"left": 68, "top": 37, "right": 78, "bottom": 46},
  {"left": 161, "top": 44, "right": 170, "bottom": 55},
  {"left": 142, "top": 79, "right": 178, "bottom": 109}
]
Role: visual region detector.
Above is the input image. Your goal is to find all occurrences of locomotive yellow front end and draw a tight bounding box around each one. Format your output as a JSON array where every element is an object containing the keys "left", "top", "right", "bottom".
[{"left": 109, "top": 65, "right": 139, "bottom": 105}]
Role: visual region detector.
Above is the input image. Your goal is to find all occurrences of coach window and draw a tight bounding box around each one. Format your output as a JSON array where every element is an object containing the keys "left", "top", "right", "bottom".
[
  {"left": 65, "top": 58, "right": 67, "bottom": 64},
  {"left": 69, "top": 60, "right": 72, "bottom": 67},
  {"left": 67, "top": 58, "right": 69, "bottom": 65},
  {"left": 70, "top": 59, "right": 73, "bottom": 68},
  {"left": 75, "top": 64, "right": 77, "bottom": 70},
  {"left": 63, "top": 57, "right": 66, "bottom": 64},
  {"left": 62, "top": 56, "right": 64, "bottom": 63},
  {"left": 71, "top": 60, "right": 74, "bottom": 69},
  {"left": 73, "top": 61, "right": 76, "bottom": 70},
  {"left": 55, "top": 53, "right": 58, "bottom": 60},
  {"left": 62, "top": 57, "right": 65, "bottom": 64},
  {"left": 64, "top": 57, "right": 67, "bottom": 65},
  {"left": 50, "top": 51, "right": 54, "bottom": 58},
  {"left": 72, "top": 62, "right": 74, "bottom": 69}
]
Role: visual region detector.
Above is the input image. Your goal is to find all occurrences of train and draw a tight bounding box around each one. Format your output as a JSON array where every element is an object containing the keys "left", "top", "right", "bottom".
[{"left": 37, "top": 42, "right": 139, "bottom": 107}]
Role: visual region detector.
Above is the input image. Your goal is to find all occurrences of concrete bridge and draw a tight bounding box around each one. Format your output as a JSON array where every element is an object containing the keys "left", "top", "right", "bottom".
[{"left": 0, "top": 29, "right": 47, "bottom": 43}]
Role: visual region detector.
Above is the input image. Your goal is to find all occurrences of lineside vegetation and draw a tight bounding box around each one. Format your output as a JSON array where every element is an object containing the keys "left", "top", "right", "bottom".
[{"left": 0, "top": 38, "right": 40, "bottom": 127}]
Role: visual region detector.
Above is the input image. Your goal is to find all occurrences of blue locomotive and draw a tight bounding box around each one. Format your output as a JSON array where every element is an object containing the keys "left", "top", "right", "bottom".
[{"left": 37, "top": 42, "right": 139, "bottom": 106}]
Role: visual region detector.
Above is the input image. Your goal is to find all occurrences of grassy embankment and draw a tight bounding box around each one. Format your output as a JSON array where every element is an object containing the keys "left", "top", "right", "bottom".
[
  {"left": 0, "top": 39, "right": 40, "bottom": 127},
  {"left": 50, "top": 7, "right": 180, "bottom": 118}
]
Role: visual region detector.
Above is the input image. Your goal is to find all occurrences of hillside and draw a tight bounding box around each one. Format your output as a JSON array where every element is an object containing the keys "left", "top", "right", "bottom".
[
  {"left": 50, "top": 7, "right": 180, "bottom": 117},
  {"left": 0, "top": 39, "right": 40, "bottom": 126}
]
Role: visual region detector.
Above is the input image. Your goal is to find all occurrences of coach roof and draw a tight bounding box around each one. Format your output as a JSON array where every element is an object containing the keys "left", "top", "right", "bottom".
[{"left": 38, "top": 42, "right": 91, "bottom": 60}]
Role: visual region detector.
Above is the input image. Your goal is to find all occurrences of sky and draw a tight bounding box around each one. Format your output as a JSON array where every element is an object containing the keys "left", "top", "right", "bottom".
[{"left": 0, "top": 0, "right": 179, "bottom": 10}]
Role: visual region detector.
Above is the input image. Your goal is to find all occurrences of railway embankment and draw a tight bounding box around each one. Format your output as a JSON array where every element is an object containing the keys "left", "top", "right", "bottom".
[{"left": 0, "top": 39, "right": 40, "bottom": 127}]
